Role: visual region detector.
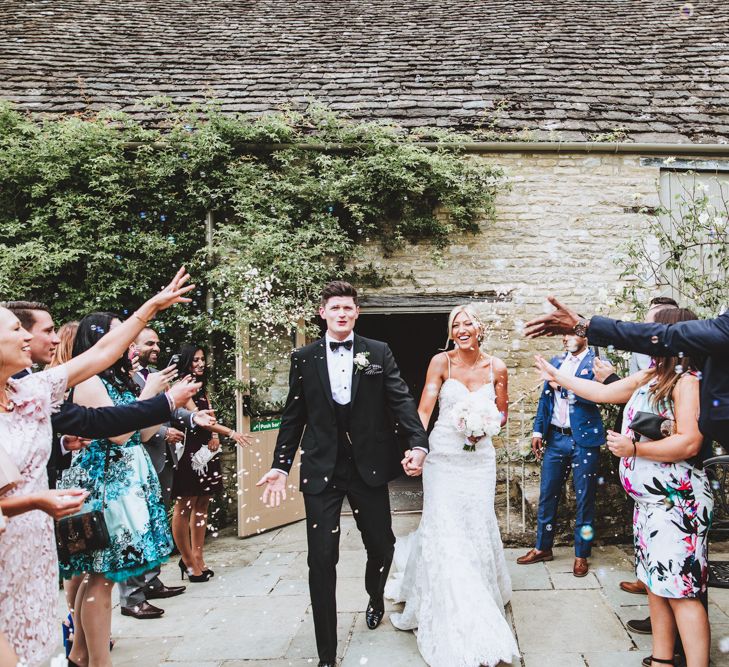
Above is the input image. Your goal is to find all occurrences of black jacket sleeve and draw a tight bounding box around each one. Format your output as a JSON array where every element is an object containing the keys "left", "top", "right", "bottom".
[
  {"left": 51, "top": 393, "right": 172, "bottom": 439},
  {"left": 272, "top": 352, "right": 308, "bottom": 473},
  {"left": 382, "top": 344, "right": 429, "bottom": 451},
  {"left": 588, "top": 312, "right": 729, "bottom": 358}
]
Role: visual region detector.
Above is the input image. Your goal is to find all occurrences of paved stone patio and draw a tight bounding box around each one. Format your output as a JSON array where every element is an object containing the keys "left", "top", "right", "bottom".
[{"left": 56, "top": 514, "right": 729, "bottom": 666}]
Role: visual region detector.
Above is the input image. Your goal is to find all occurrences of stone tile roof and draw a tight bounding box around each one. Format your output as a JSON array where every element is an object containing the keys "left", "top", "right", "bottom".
[{"left": 1, "top": 0, "right": 728, "bottom": 142}]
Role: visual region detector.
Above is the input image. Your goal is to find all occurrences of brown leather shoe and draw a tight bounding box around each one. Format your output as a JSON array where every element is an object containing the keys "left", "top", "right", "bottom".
[
  {"left": 120, "top": 601, "right": 164, "bottom": 619},
  {"left": 573, "top": 557, "right": 589, "bottom": 577},
  {"left": 516, "top": 548, "right": 554, "bottom": 565},
  {"left": 619, "top": 579, "right": 647, "bottom": 595}
]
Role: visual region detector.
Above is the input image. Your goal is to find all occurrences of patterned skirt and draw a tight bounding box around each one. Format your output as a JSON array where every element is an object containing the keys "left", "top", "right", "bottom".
[
  {"left": 623, "top": 459, "right": 713, "bottom": 598},
  {"left": 58, "top": 441, "right": 173, "bottom": 581}
]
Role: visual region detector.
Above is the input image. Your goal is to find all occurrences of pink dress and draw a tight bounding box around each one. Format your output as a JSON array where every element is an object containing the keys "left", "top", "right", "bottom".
[{"left": 0, "top": 367, "right": 67, "bottom": 666}]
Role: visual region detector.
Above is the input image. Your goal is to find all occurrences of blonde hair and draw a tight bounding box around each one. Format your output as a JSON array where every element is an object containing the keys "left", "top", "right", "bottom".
[
  {"left": 48, "top": 321, "right": 78, "bottom": 368},
  {"left": 444, "top": 304, "right": 484, "bottom": 349}
]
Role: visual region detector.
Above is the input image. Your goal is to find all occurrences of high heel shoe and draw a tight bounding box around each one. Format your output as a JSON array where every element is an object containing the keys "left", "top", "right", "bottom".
[
  {"left": 178, "top": 558, "right": 210, "bottom": 582},
  {"left": 203, "top": 567, "right": 214, "bottom": 577}
]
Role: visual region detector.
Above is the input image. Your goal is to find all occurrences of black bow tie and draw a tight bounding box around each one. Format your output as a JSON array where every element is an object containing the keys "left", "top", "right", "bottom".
[{"left": 329, "top": 340, "right": 353, "bottom": 351}]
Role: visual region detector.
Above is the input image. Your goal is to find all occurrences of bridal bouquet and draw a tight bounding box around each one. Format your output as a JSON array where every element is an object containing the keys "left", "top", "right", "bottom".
[{"left": 453, "top": 393, "right": 502, "bottom": 451}]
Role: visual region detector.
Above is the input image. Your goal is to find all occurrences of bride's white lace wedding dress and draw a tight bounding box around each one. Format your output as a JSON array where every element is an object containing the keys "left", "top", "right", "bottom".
[{"left": 385, "top": 368, "right": 519, "bottom": 667}]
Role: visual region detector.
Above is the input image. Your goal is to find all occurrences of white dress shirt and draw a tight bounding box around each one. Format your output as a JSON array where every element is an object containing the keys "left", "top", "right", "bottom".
[
  {"left": 325, "top": 332, "right": 355, "bottom": 405},
  {"left": 533, "top": 348, "right": 589, "bottom": 438}
]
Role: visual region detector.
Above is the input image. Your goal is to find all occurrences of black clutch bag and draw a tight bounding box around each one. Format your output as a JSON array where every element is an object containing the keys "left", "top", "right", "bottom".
[
  {"left": 55, "top": 441, "right": 111, "bottom": 560},
  {"left": 629, "top": 411, "right": 674, "bottom": 441},
  {"left": 55, "top": 510, "right": 110, "bottom": 561}
]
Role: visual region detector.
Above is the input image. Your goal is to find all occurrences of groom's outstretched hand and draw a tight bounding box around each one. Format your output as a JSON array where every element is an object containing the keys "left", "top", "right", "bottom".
[
  {"left": 524, "top": 296, "right": 581, "bottom": 338},
  {"left": 401, "top": 449, "right": 426, "bottom": 477},
  {"left": 256, "top": 470, "right": 287, "bottom": 508}
]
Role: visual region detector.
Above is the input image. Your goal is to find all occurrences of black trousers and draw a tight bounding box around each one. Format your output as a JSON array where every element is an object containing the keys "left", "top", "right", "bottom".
[{"left": 303, "top": 461, "right": 395, "bottom": 663}]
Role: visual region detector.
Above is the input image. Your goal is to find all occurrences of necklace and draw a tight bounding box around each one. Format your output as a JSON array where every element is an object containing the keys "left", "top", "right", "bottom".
[{"left": 456, "top": 349, "right": 483, "bottom": 370}]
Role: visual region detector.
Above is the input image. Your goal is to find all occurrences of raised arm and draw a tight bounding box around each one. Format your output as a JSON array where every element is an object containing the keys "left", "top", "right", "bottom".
[
  {"left": 535, "top": 354, "right": 649, "bottom": 405},
  {"left": 589, "top": 313, "right": 729, "bottom": 358},
  {"left": 417, "top": 353, "right": 447, "bottom": 431},
  {"left": 61, "top": 267, "right": 194, "bottom": 389}
]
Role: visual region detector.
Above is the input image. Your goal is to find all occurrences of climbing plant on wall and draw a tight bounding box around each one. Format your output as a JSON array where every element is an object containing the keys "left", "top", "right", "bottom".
[{"left": 0, "top": 100, "right": 505, "bottom": 410}]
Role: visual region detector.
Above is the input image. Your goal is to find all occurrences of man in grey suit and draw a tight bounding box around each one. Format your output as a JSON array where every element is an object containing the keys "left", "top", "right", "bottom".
[{"left": 118, "top": 327, "right": 213, "bottom": 619}]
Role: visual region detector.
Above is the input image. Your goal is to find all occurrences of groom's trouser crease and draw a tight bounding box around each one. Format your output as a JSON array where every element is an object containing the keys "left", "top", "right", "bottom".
[{"left": 305, "top": 402, "right": 395, "bottom": 662}]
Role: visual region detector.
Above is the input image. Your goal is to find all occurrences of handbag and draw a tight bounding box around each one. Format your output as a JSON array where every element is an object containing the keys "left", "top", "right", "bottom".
[
  {"left": 629, "top": 411, "right": 674, "bottom": 441},
  {"left": 55, "top": 443, "right": 111, "bottom": 561},
  {"left": 0, "top": 442, "right": 22, "bottom": 497}
]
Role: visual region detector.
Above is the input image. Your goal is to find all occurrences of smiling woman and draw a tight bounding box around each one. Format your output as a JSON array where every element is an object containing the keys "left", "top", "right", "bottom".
[{"left": 0, "top": 268, "right": 194, "bottom": 667}]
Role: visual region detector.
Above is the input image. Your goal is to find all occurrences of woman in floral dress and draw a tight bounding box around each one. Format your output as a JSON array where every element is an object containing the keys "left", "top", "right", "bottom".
[
  {"left": 0, "top": 267, "right": 194, "bottom": 667},
  {"left": 536, "top": 307, "right": 711, "bottom": 667}
]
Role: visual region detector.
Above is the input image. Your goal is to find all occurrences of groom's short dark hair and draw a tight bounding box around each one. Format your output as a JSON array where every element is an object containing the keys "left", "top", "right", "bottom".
[{"left": 320, "top": 281, "right": 358, "bottom": 307}]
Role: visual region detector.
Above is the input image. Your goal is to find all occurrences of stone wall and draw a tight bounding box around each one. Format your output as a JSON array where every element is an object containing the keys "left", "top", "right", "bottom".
[{"left": 359, "top": 151, "right": 663, "bottom": 403}]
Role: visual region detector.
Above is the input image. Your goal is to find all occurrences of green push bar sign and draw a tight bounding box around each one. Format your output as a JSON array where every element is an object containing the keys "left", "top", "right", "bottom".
[{"left": 251, "top": 417, "right": 282, "bottom": 432}]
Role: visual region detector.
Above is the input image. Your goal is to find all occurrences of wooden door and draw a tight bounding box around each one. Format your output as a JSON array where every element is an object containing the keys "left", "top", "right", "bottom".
[{"left": 236, "top": 325, "right": 307, "bottom": 537}]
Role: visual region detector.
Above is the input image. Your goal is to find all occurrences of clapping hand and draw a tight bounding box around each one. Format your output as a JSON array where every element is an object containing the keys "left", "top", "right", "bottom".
[
  {"left": 35, "top": 489, "right": 88, "bottom": 520},
  {"left": 192, "top": 409, "right": 216, "bottom": 428},
  {"left": 145, "top": 365, "right": 178, "bottom": 394},
  {"left": 256, "top": 470, "right": 288, "bottom": 507},
  {"left": 168, "top": 375, "right": 203, "bottom": 408},
  {"left": 524, "top": 296, "right": 581, "bottom": 338},
  {"left": 63, "top": 435, "right": 92, "bottom": 452},
  {"left": 534, "top": 355, "right": 560, "bottom": 384},
  {"left": 592, "top": 357, "right": 615, "bottom": 383},
  {"left": 401, "top": 449, "right": 426, "bottom": 477},
  {"left": 606, "top": 430, "right": 634, "bottom": 457}
]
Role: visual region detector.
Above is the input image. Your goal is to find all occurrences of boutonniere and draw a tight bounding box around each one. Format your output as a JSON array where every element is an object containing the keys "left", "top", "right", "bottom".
[{"left": 353, "top": 352, "right": 371, "bottom": 373}]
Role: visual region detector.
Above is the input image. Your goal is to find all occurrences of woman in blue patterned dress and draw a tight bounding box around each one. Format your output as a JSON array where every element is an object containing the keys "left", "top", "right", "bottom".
[
  {"left": 536, "top": 307, "right": 711, "bottom": 667},
  {"left": 58, "top": 312, "right": 175, "bottom": 667}
]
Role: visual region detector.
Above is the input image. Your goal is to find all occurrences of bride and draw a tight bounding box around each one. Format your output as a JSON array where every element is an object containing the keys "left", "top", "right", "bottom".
[{"left": 386, "top": 304, "right": 519, "bottom": 667}]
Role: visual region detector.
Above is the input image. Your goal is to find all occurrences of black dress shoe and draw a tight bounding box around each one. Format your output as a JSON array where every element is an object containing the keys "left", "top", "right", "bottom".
[
  {"left": 366, "top": 599, "right": 385, "bottom": 630},
  {"left": 627, "top": 617, "right": 652, "bottom": 635},
  {"left": 120, "top": 601, "right": 164, "bottom": 619},
  {"left": 146, "top": 583, "right": 186, "bottom": 599}
]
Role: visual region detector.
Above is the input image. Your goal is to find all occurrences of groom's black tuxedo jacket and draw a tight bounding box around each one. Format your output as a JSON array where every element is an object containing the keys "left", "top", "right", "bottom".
[{"left": 273, "top": 334, "right": 429, "bottom": 495}]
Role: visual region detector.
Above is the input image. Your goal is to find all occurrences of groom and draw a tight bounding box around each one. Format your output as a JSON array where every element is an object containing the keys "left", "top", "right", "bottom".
[{"left": 257, "top": 280, "right": 429, "bottom": 667}]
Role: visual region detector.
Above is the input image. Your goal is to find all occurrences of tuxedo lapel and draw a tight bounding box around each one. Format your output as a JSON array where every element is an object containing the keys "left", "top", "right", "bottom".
[
  {"left": 350, "top": 334, "right": 367, "bottom": 405},
  {"left": 314, "top": 339, "right": 335, "bottom": 412}
]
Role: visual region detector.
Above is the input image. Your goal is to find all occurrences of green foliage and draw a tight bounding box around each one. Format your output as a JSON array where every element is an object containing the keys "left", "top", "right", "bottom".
[
  {"left": 617, "top": 172, "right": 729, "bottom": 318},
  {"left": 0, "top": 100, "right": 505, "bottom": 413}
]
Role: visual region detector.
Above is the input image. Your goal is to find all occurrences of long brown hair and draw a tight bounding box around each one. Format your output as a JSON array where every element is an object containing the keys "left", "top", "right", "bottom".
[
  {"left": 48, "top": 321, "right": 78, "bottom": 368},
  {"left": 646, "top": 307, "right": 699, "bottom": 410}
]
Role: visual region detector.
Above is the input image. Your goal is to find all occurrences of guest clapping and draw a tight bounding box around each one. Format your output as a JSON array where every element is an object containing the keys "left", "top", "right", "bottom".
[
  {"left": 172, "top": 344, "right": 251, "bottom": 582},
  {"left": 535, "top": 308, "right": 711, "bottom": 667}
]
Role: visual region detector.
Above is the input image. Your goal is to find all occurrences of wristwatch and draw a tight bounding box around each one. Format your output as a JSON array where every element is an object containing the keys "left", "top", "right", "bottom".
[{"left": 573, "top": 318, "right": 589, "bottom": 338}]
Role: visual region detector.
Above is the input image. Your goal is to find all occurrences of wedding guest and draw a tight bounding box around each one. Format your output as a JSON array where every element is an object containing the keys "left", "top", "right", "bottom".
[
  {"left": 49, "top": 321, "right": 79, "bottom": 369},
  {"left": 59, "top": 312, "right": 181, "bottom": 666},
  {"left": 536, "top": 307, "right": 711, "bottom": 667},
  {"left": 172, "top": 343, "right": 250, "bottom": 581},
  {"left": 117, "top": 327, "right": 189, "bottom": 619},
  {"left": 516, "top": 332, "right": 604, "bottom": 577},
  {"left": 0, "top": 266, "right": 194, "bottom": 667},
  {"left": 524, "top": 295, "right": 728, "bottom": 449}
]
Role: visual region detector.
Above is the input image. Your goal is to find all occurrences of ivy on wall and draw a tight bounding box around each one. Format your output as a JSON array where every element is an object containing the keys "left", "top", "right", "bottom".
[{"left": 0, "top": 101, "right": 505, "bottom": 413}]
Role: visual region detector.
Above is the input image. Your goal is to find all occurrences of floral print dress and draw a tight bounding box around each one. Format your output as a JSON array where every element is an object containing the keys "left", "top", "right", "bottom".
[
  {"left": 620, "top": 380, "right": 713, "bottom": 598},
  {"left": 58, "top": 379, "right": 173, "bottom": 581}
]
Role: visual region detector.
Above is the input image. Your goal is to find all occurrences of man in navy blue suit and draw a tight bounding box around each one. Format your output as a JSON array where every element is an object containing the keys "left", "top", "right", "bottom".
[
  {"left": 525, "top": 296, "right": 729, "bottom": 450},
  {"left": 516, "top": 333, "right": 605, "bottom": 577}
]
